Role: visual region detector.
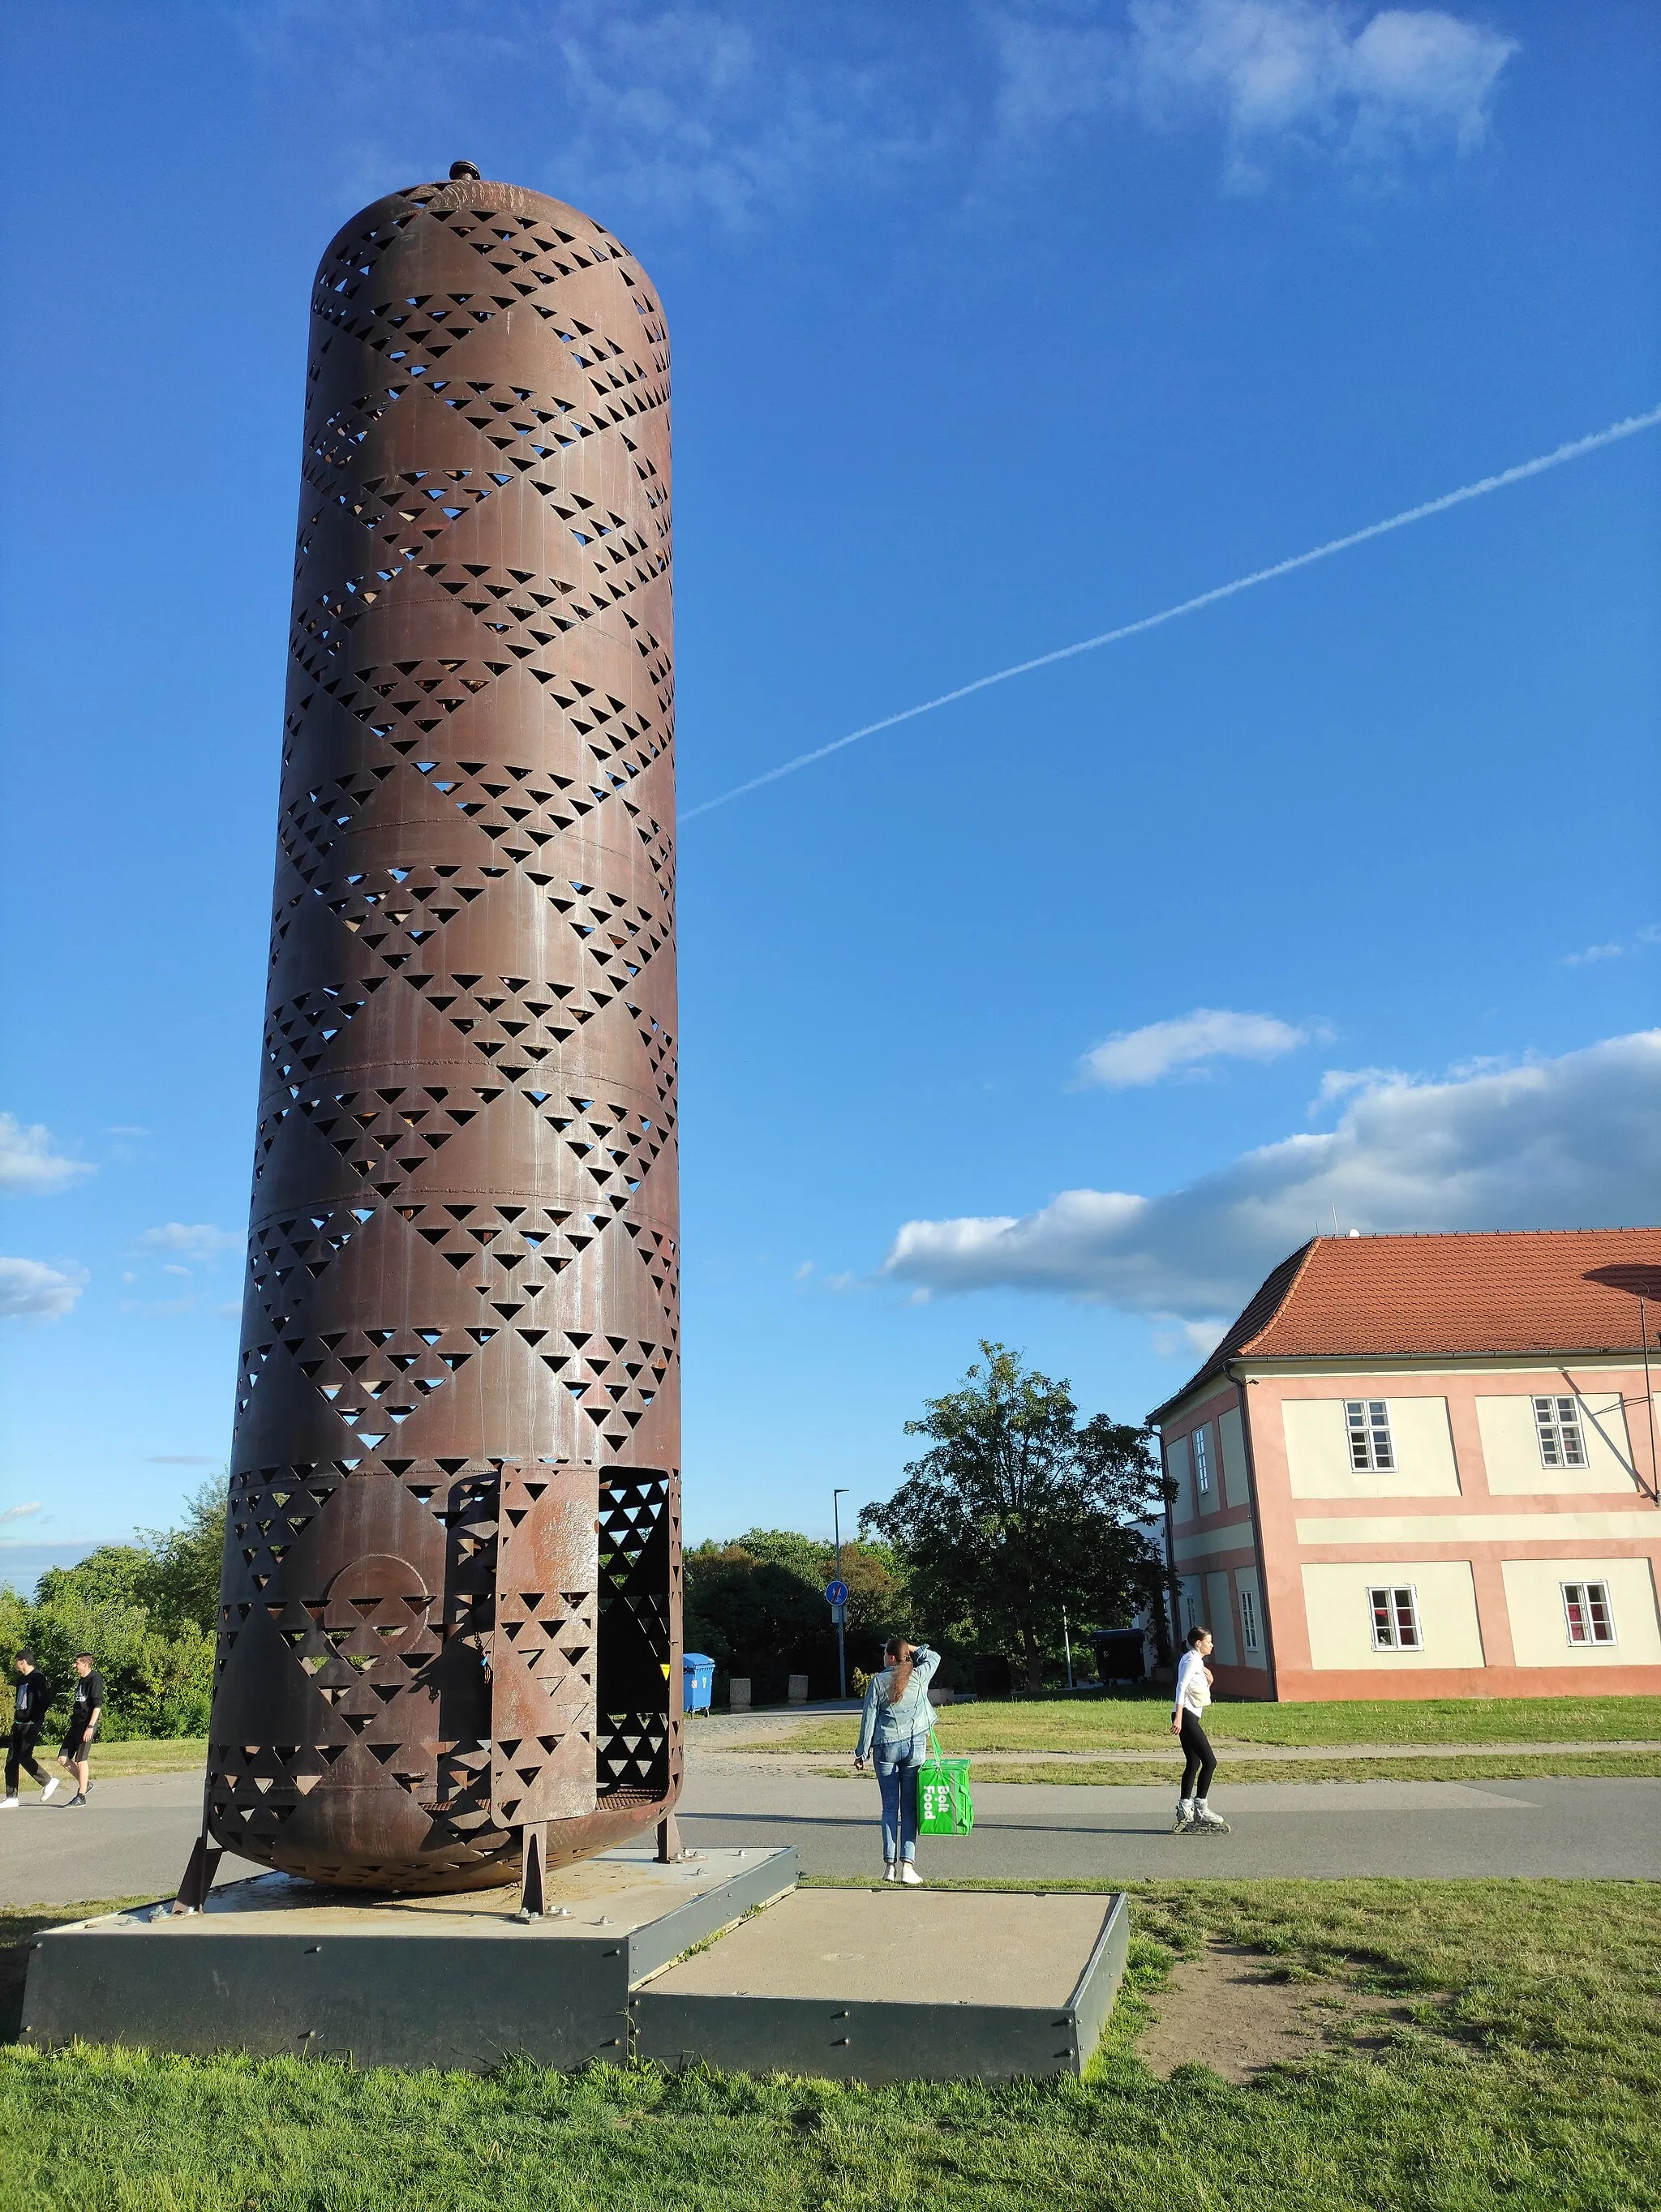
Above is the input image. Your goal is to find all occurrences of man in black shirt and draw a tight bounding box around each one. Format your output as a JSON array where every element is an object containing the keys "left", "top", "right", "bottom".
[
  {"left": 3, "top": 1651, "right": 60, "bottom": 1807},
  {"left": 57, "top": 1653, "right": 105, "bottom": 1808}
]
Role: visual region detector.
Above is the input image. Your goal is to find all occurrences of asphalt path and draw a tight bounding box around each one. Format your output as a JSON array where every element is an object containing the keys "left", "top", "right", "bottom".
[
  {"left": 678, "top": 1768, "right": 1661, "bottom": 1880},
  {"left": 2, "top": 1762, "right": 1656, "bottom": 1906}
]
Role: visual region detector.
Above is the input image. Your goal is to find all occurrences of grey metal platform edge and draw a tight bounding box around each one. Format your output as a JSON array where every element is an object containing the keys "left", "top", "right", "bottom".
[
  {"left": 22, "top": 1848, "right": 797, "bottom": 2073},
  {"left": 633, "top": 1893, "right": 1131, "bottom": 2084}
]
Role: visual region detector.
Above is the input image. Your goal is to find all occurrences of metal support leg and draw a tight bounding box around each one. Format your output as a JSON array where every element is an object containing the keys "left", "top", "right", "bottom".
[
  {"left": 171, "top": 1831, "right": 224, "bottom": 1916},
  {"left": 656, "top": 1811, "right": 682, "bottom": 1863},
  {"left": 519, "top": 1821, "right": 547, "bottom": 1917}
]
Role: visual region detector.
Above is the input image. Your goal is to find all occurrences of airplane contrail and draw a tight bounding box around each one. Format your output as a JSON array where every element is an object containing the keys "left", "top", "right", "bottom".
[{"left": 683, "top": 404, "right": 1661, "bottom": 821}]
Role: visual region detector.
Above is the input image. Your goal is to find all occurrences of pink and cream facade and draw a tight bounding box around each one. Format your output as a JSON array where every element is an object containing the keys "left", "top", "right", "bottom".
[{"left": 1149, "top": 1230, "right": 1661, "bottom": 1702}]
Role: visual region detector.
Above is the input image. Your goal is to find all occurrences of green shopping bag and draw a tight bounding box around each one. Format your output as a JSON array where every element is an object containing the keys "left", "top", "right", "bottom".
[{"left": 916, "top": 1729, "right": 973, "bottom": 1837}]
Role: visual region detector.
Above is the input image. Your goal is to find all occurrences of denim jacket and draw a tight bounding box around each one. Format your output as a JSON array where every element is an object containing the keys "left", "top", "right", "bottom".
[{"left": 856, "top": 1646, "right": 940, "bottom": 1760}]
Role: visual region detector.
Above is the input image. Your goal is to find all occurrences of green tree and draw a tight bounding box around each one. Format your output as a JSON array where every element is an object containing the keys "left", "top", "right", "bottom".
[
  {"left": 727, "top": 1528, "right": 910, "bottom": 1643},
  {"left": 681, "top": 1530, "right": 911, "bottom": 1699},
  {"left": 136, "top": 1477, "right": 227, "bottom": 1635},
  {"left": 5, "top": 1477, "right": 229, "bottom": 1740},
  {"left": 863, "top": 1341, "right": 1168, "bottom": 1692}
]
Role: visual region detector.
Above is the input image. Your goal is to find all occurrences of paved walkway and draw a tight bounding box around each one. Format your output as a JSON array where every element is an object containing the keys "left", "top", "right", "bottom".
[
  {"left": 678, "top": 1768, "right": 1661, "bottom": 1880},
  {"left": 2, "top": 1762, "right": 1656, "bottom": 1906}
]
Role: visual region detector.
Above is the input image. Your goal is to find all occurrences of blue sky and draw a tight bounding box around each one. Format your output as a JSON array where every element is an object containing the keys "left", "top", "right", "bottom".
[{"left": 2, "top": 0, "right": 1658, "bottom": 1577}]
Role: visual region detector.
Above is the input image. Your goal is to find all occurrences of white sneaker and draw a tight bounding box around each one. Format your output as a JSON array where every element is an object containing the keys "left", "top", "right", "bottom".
[
  {"left": 0, "top": 1798, "right": 18, "bottom": 1811},
  {"left": 899, "top": 1863, "right": 923, "bottom": 1886},
  {"left": 41, "top": 1777, "right": 60, "bottom": 1802},
  {"left": 882, "top": 1863, "right": 898, "bottom": 1882}
]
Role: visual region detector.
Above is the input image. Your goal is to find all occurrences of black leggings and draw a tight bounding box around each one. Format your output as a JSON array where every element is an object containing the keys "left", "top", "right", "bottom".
[{"left": 1179, "top": 1710, "right": 1217, "bottom": 1800}]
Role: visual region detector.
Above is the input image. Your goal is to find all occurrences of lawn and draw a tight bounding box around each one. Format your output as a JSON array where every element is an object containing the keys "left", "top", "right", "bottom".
[
  {"left": 2, "top": 1877, "right": 1656, "bottom": 2209},
  {"left": 964, "top": 1751, "right": 1661, "bottom": 1785},
  {"left": 753, "top": 1691, "right": 1661, "bottom": 1755},
  {"left": 72, "top": 1738, "right": 208, "bottom": 1778}
]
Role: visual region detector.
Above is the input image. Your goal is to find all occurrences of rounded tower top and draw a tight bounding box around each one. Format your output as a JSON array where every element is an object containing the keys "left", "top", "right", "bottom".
[{"left": 313, "top": 172, "right": 652, "bottom": 314}]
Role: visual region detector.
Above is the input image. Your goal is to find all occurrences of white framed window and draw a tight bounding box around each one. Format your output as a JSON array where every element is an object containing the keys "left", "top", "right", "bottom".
[
  {"left": 1368, "top": 1584, "right": 1421, "bottom": 1650},
  {"left": 1191, "top": 1425, "right": 1212, "bottom": 1494},
  {"left": 1534, "top": 1396, "right": 1587, "bottom": 1469},
  {"left": 1561, "top": 1580, "right": 1616, "bottom": 1646},
  {"left": 1346, "top": 1400, "right": 1395, "bottom": 1471},
  {"left": 1239, "top": 1585, "right": 1260, "bottom": 1653}
]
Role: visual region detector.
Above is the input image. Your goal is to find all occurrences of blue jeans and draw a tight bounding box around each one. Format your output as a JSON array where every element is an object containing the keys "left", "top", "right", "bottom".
[{"left": 873, "top": 1730, "right": 929, "bottom": 1863}]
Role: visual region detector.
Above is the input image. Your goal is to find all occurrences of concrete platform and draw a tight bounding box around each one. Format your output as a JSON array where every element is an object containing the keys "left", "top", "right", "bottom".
[
  {"left": 637, "top": 1887, "right": 1130, "bottom": 2082},
  {"left": 22, "top": 1846, "right": 796, "bottom": 2071},
  {"left": 24, "top": 1846, "right": 1129, "bottom": 2083}
]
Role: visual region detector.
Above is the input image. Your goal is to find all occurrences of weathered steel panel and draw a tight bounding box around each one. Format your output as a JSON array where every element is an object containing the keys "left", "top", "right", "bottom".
[{"left": 490, "top": 1466, "right": 599, "bottom": 1827}]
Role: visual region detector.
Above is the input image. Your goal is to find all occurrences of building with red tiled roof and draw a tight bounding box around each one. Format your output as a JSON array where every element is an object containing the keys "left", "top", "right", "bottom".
[{"left": 1148, "top": 1229, "right": 1661, "bottom": 1702}]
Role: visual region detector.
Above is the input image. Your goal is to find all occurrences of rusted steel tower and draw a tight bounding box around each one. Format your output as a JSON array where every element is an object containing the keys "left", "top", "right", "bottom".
[{"left": 200, "top": 166, "right": 680, "bottom": 1896}]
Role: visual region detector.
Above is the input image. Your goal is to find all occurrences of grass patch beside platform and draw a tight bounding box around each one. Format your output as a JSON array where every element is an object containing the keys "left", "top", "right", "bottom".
[
  {"left": 754, "top": 1691, "right": 1661, "bottom": 1756},
  {"left": 2, "top": 1878, "right": 1657, "bottom": 2209}
]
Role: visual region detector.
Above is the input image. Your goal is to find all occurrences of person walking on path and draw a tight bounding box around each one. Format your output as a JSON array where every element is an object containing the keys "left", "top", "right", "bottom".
[
  {"left": 2, "top": 1651, "right": 59, "bottom": 1808},
  {"left": 56, "top": 1653, "right": 105, "bottom": 1809},
  {"left": 854, "top": 1637, "right": 941, "bottom": 1884},
  {"left": 1171, "top": 1625, "right": 1230, "bottom": 1836}
]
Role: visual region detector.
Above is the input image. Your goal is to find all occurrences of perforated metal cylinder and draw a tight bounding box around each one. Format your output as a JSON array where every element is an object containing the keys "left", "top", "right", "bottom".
[{"left": 207, "top": 173, "right": 680, "bottom": 1890}]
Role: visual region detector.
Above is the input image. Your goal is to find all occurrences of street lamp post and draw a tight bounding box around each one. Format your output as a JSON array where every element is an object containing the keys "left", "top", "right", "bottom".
[{"left": 833, "top": 1488, "right": 850, "bottom": 1700}]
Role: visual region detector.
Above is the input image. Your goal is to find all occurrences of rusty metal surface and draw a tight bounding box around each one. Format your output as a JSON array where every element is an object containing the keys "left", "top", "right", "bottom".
[
  {"left": 491, "top": 1466, "right": 599, "bottom": 1828},
  {"left": 206, "top": 170, "right": 680, "bottom": 1890}
]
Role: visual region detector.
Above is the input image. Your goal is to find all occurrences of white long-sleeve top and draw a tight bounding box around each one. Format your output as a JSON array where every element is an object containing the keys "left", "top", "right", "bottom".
[{"left": 1173, "top": 1648, "right": 1212, "bottom": 1720}]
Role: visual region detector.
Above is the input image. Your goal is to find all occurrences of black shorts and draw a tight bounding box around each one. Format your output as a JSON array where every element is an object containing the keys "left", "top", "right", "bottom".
[{"left": 59, "top": 1732, "right": 92, "bottom": 1764}]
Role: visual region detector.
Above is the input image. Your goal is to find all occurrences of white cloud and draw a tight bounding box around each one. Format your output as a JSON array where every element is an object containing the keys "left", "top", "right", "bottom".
[
  {"left": 245, "top": 2, "right": 950, "bottom": 235},
  {"left": 1127, "top": 0, "right": 1517, "bottom": 183},
  {"left": 886, "top": 1030, "right": 1661, "bottom": 1318},
  {"left": 0, "top": 1258, "right": 88, "bottom": 1320},
  {"left": 550, "top": 7, "right": 950, "bottom": 232},
  {"left": 0, "top": 1115, "right": 94, "bottom": 1197},
  {"left": 1561, "top": 924, "right": 1659, "bottom": 967},
  {"left": 135, "top": 1223, "right": 241, "bottom": 1263},
  {"left": 1081, "top": 1007, "right": 1317, "bottom": 1087},
  {"left": 1309, "top": 1063, "right": 1410, "bottom": 1108},
  {"left": 0, "top": 1502, "right": 42, "bottom": 1524},
  {"left": 1151, "top": 1317, "right": 1231, "bottom": 1359},
  {"left": 993, "top": 0, "right": 1517, "bottom": 190}
]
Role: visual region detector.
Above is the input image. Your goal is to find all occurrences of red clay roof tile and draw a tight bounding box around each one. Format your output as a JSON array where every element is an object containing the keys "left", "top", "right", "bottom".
[{"left": 1150, "top": 1228, "right": 1661, "bottom": 1422}]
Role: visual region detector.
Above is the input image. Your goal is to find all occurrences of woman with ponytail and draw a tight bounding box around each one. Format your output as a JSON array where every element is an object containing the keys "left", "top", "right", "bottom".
[{"left": 853, "top": 1635, "right": 941, "bottom": 1884}]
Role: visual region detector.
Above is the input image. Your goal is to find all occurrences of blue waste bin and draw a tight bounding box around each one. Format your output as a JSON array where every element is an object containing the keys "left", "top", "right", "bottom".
[{"left": 683, "top": 1653, "right": 715, "bottom": 1715}]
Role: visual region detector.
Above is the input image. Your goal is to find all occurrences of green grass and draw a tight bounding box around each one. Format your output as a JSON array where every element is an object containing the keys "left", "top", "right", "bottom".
[
  {"left": 965, "top": 1751, "right": 1661, "bottom": 1785},
  {"left": 755, "top": 1692, "right": 1661, "bottom": 1755},
  {"left": 62, "top": 1738, "right": 208, "bottom": 1778},
  {"left": 2, "top": 1879, "right": 1658, "bottom": 2208}
]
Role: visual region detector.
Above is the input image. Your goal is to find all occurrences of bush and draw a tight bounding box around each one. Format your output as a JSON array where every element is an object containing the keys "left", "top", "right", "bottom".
[{"left": 2, "top": 1482, "right": 223, "bottom": 1739}]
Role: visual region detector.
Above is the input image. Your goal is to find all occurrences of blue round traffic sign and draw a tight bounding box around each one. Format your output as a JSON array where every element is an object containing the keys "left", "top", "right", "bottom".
[{"left": 825, "top": 1579, "right": 848, "bottom": 1606}]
